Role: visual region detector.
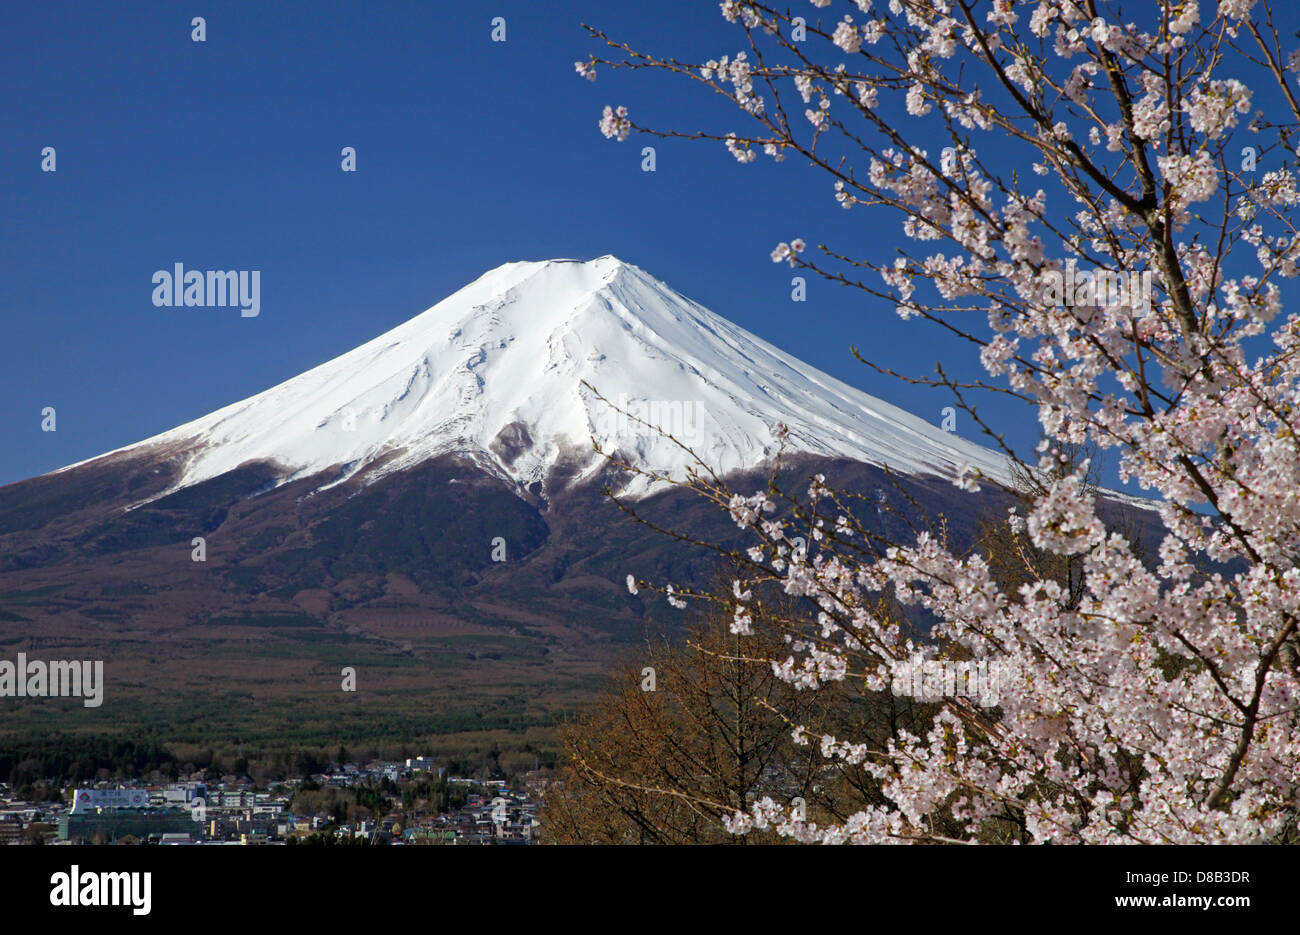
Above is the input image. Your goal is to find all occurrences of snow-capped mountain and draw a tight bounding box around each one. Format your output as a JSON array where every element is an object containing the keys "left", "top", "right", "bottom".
[
  {"left": 8, "top": 257, "right": 1158, "bottom": 750},
  {"left": 0, "top": 258, "right": 1161, "bottom": 750},
  {"left": 61, "top": 255, "right": 1011, "bottom": 499}
]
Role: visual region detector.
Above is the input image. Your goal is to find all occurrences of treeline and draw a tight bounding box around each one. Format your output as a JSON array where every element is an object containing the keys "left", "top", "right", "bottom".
[
  {"left": 0, "top": 734, "right": 556, "bottom": 791},
  {"left": 290, "top": 780, "right": 396, "bottom": 824},
  {"left": 287, "top": 775, "right": 476, "bottom": 822},
  {"left": 399, "top": 777, "right": 470, "bottom": 813},
  {"left": 0, "top": 736, "right": 175, "bottom": 795}
]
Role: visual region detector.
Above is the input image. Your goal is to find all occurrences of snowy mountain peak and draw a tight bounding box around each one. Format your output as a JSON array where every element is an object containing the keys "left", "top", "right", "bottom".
[{"left": 63, "top": 256, "right": 1012, "bottom": 499}]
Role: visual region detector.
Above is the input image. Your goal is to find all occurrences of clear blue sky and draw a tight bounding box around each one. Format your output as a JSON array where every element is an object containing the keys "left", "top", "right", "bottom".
[{"left": 4, "top": 0, "right": 1268, "bottom": 489}]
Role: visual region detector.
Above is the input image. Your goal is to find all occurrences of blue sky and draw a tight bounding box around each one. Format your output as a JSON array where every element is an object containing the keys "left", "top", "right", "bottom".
[{"left": 4, "top": 1, "right": 1290, "bottom": 491}]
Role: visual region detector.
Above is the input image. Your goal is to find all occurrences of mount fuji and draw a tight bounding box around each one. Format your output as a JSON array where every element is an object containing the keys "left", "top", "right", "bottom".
[
  {"left": 61, "top": 255, "right": 1012, "bottom": 502},
  {"left": 0, "top": 256, "right": 1030, "bottom": 748}
]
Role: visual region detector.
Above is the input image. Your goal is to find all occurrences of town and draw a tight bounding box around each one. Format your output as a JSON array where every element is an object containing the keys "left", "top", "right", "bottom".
[{"left": 0, "top": 756, "right": 546, "bottom": 845}]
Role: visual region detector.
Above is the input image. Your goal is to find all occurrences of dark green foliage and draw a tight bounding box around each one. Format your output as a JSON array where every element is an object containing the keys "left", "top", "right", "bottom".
[{"left": 0, "top": 735, "right": 174, "bottom": 786}]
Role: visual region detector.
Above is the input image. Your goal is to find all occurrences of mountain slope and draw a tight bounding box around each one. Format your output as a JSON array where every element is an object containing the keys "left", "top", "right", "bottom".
[
  {"left": 59, "top": 255, "right": 1011, "bottom": 501},
  {"left": 0, "top": 256, "right": 1051, "bottom": 750}
]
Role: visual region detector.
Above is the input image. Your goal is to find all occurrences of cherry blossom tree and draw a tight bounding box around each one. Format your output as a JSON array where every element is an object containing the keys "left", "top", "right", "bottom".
[{"left": 579, "top": 0, "right": 1300, "bottom": 843}]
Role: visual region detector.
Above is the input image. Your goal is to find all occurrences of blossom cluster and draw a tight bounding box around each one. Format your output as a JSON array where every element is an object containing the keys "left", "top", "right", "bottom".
[{"left": 594, "top": 0, "right": 1300, "bottom": 843}]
